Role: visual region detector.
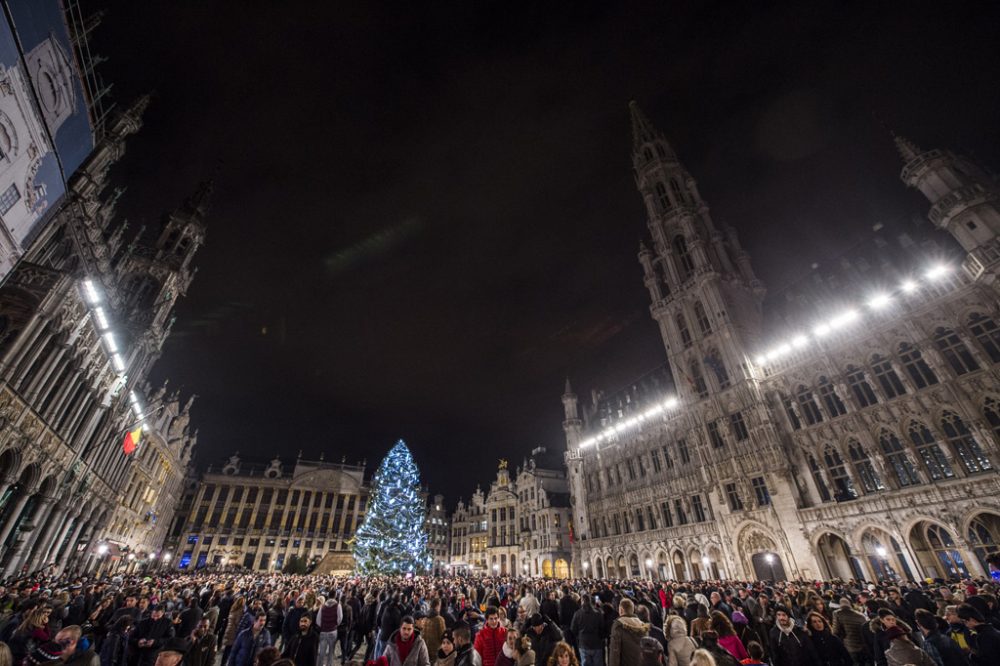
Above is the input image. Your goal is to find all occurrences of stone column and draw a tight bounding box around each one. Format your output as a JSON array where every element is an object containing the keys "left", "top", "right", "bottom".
[
  {"left": 27, "top": 503, "right": 67, "bottom": 570},
  {"left": 0, "top": 491, "right": 31, "bottom": 551},
  {"left": 42, "top": 508, "right": 79, "bottom": 565},
  {"left": 56, "top": 516, "right": 88, "bottom": 575},
  {"left": 3, "top": 496, "right": 55, "bottom": 576}
]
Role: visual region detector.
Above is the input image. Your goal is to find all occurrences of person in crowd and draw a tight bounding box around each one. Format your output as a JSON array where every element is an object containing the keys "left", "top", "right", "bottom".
[
  {"left": 229, "top": 613, "right": 272, "bottom": 666},
  {"left": 689, "top": 649, "right": 717, "bottom": 666},
  {"left": 382, "top": 615, "right": 429, "bottom": 666},
  {"left": 709, "top": 611, "right": 747, "bottom": 662},
  {"left": 524, "top": 614, "right": 562, "bottom": 666},
  {"left": 423, "top": 599, "right": 447, "bottom": 662},
  {"left": 741, "top": 641, "right": 767, "bottom": 665},
  {"left": 912, "top": 608, "right": 964, "bottom": 666},
  {"left": 608, "top": 598, "right": 648, "bottom": 666},
  {"left": 881, "top": 626, "right": 935, "bottom": 666},
  {"left": 151, "top": 638, "right": 188, "bottom": 666},
  {"left": 690, "top": 605, "right": 711, "bottom": 640},
  {"left": 545, "top": 641, "right": 577, "bottom": 666},
  {"left": 957, "top": 602, "right": 1000, "bottom": 665},
  {"left": 452, "top": 623, "right": 482, "bottom": 666},
  {"left": 188, "top": 617, "right": 218, "bottom": 666},
  {"left": 768, "top": 606, "right": 817, "bottom": 666},
  {"left": 57, "top": 624, "right": 101, "bottom": 666},
  {"left": 830, "top": 597, "right": 867, "bottom": 666},
  {"left": 472, "top": 607, "right": 506, "bottom": 666},
  {"left": 664, "top": 615, "right": 698, "bottom": 666},
  {"left": 697, "top": 631, "right": 739, "bottom": 666},
  {"left": 314, "top": 596, "right": 341, "bottom": 666},
  {"left": 570, "top": 594, "right": 604, "bottom": 666},
  {"left": 434, "top": 629, "right": 457, "bottom": 666},
  {"left": 282, "top": 613, "right": 319, "bottom": 666},
  {"left": 223, "top": 596, "right": 248, "bottom": 665},
  {"left": 131, "top": 605, "right": 175, "bottom": 666},
  {"left": 99, "top": 616, "right": 132, "bottom": 666},
  {"left": 804, "top": 612, "right": 850, "bottom": 666}
]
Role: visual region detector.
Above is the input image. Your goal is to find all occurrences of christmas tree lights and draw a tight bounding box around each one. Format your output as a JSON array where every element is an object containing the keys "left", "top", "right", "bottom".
[{"left": 352, "top": 439, "right": 431, "bottom": 575}]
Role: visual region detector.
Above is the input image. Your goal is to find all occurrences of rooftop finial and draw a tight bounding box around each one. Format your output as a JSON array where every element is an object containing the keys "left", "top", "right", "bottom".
[{"left": 894, "top": 134, "right": 923, "bottom": 163}]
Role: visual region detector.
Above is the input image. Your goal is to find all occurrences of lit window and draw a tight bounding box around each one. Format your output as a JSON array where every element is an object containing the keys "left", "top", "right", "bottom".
[
  {"left": 907, "top": 422, "right": 953, "bottom": 480},
  {"left": 879, "top": 431, "right": 920, "bottom": 487},
  {"left": 941, "top": 412, "right": 992, "bottom": 474},
  {"left": 848, "top": 441, "right": 884, "bottom": 493},
  {"left": 824, "top": 447, "right": 856, "bottom": 500}
]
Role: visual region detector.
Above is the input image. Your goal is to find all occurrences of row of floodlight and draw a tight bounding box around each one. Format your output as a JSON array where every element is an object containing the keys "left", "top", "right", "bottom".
[
  {"left": 80, "top": 278, "right": 143, "bottom": 419},
  {"left": 753, "top": 263, "right": 953, "bottom": 368},
  {"left": 579, "top": 395, "right": 681, "bottom": 449},
  {"left": 574, "top": 263, "right": 955, "bottom": 452}
]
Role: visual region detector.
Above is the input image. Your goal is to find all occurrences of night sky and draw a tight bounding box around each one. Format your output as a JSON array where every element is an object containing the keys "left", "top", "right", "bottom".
[{"left": 88, "top": 1, "right": 1000, "bottom": 505}]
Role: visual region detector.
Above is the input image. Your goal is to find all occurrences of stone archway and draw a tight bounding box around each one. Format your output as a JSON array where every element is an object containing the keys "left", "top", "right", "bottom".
[
  {"left": 617, "top": 555, "right": 627, "bottom": 579},
  {"left": 689, "top": 549, "right": 703, "bottom": 580},
  {"left": 909, "top": 521, "right": 970, "bottom": 580},
  {"left": 554, "top": 558, "right": 569, "bottom": 579},
  {"left": 859, "top": 528, "right": 913, "bottom": 581},
  {"left": 672, "top": 550, "right": 686, "bottom": 581},
  {"left": 815, "top": 532, "right": 862, "bottom": 581},
  {"left": 606, "top": 556, "right": 615, "bottom": 579},
  {"left": 737, "top": 525, "right": 783, "bottom": 580},
  {"left": 967, "top": 512, "right": 1000, "bottom": 574},
  {"left": 541, "top": 559, "right": 553, "bottom": 578},
  {"left": 594, "top": 558, "right": 604, "bottom": 579},
  {"left": 656, "top": 551, "right": 669, "bottom": 580}
]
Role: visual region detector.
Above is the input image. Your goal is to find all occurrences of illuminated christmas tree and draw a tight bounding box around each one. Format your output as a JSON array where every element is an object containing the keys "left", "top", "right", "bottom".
[{"left": 352, "top": 440, "right": 431, "bottom": 575}]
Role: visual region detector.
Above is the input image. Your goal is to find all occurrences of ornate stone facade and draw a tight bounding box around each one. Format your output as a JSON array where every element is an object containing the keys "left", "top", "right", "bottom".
[
  {"left": 563, "top": 103, "right": 1000, "bottom": 583},
  {"left": 0, "top": 96, "right": 205, "bottom": 577},
  {"left": 167, "top": 454, "right": 369, "bottom": 573}
]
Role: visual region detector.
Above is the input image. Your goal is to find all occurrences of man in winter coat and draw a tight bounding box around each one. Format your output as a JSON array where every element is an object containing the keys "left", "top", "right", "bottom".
[
  {"left": 608, "top": 599, "right": 649, "bottom": 666},
  {"left": 558, "top": 587, "right": 580, "bottom": 648},
  {"left": 131, "top": 605, "right": 176, "bottom": 666},
  {"left": 315, "top": 598, "right": 341, "bottom": 666},
  {"left": 768, "top": 607, "right": 818, "bottom": 666},
  {"left": 526, "top": 613, "right": 563, "bottom": 666},
  {"left": 187, "top": 618, "right": 217, "bottom": 666},
  {"left": 421, "top": 599, "right": 446, "bottom": 660},
  {"left": 282, "top": 598, "right": 309, "bottom": 650},
  {"left": 913, "top": 609, "right": 965, "bottom": 666},
  {"left": 228, "top": 613, "right": 272, "bottom": 666},
  {"left": 452, "top": 623, "right": 482, "bottom": 666},
  {"left": 570, "top": 595, "right": 606, "bottom": 666},
  {"left": 472, "top": 607, "right": 505, "bottom": 666},
  {"left": 382, "top": 616, "right": 430, "bottom": 666},
  {"left": 958, "top": 603, "right": 1000, "bottom": 666},
  {"left": 831, "top": 597, "right": 869, "bottom": 665},
  {"left": 882, "top": 627, "right": 935, "bottom": 666},
  {"left": 336, "top": 596, "right": 353, "bottom": 665},
  {"left": 283, "top": 614, "right": 319, "bottom": 666}
]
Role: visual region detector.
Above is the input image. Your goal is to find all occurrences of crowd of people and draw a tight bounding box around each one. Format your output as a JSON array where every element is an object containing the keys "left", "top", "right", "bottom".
[{"left": 0, "top": 557, "right": 998, "bottom": 666}]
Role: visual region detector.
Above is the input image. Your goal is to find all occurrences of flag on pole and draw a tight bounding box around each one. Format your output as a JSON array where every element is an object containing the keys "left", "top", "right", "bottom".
[{"left": 123, "top": 425, "right": 142, "bottom": 455}]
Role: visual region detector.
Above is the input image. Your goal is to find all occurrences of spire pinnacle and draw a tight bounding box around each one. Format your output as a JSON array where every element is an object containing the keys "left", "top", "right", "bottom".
[
  {"left": 894, "top": 134, "right": 923, "bottom": 163},
  {"left": 564, "top": 377, "right": 573, "bottom": 396},
  {"left": 628, "top": 100, "right": 659, "bottom": 150}
]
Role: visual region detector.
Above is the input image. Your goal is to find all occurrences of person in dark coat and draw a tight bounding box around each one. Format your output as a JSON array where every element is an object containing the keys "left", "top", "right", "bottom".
[
  {"left": 913, "top": 609, "right": 965, "bottom": 666},
  {"left": 282, "top": 614, "right": 318, "bottom": 666},
  {"left": 177, "top": 597, "right": 203, "bottom": 639},
  {"left": 100, "top": 616, "right": 132, "bottom": 666},
  {"left": 130, "top": 606, "right": 176, "bottom": 666},
  {"left": 282, "top": 598, "right": 309, "bottom": 650},
  {"left": 958, "top": 603, "right": 1000, "bottom": 666},
  {"left": 525, "top": 613, "right": 563, "bottom": 666},
  {"left": 570, "top": 595, "right": 605, "bottom": 666},
  {"left": 228, "top": 614, "right": 272, "bottom": 666},
  {"left": 768, "top": 607, "right": 819, "bottom": 666},
  {"left": 557, "top": 588, "right": 579, "bottom": 648},
  {"left": 187, "top": 618, "right": 217, "bottom": 666},
  {"left": 806, "top": 612, "right": 852, "bottom": 666}
]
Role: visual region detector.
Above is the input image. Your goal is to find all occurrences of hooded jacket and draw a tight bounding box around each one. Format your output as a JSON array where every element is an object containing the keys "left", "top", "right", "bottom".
[
  {"left": 609, "top": 614, "right": 649, "bottom": 666},
  {"left": 317, "top": 600, "right": 342, "bottom": 633},
  {"left": 665, "top": 616, "right": 697, "bottom": 666},
  {"left": 884, "top": 638, "right": 935, "bottom": 666},
  {"left": 383, "top": 628, "right": 430, "bottom": 666}
]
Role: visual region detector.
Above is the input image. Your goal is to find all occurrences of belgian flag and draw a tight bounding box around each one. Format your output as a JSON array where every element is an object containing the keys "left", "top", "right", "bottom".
[{"left": 123, "top": 425, "right": 142, "bottom": 455}]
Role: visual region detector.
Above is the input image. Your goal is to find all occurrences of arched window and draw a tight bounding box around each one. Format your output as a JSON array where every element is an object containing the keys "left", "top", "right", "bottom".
[
  {"left": 969, "top": 313, "right": 1000, "bottom": 363},
  {"left": 846, "top": 366, "right": 878, "bottom": 408},
  {"left": 823, "top": 447, "right": 856, "bottom": 500},
  {"left": 690, "top": 360, "right": 708, "bottom": 398},
  {"left": 655, "top": 144, "right": 666, "bottom": 159},
  {"left": 984, "top": 397, "right": 1000, "bottom": 440},
  {"left": 670, "top": 178, "right": 686, "bottom": 204},
  {"left": 676, "top": 312, "right": 692, "bottom": 348},
  {"left": 879, "top": 431, "right": 920, "bottom": 487},
  {"left": 871, "top": 355, "right": 906, "bottom": 399},
  {"left": 848, "top": 440, "right": 884, "bottom": 493},
  {"left": 934, "top": 327, "right": 979, "bottom": 375},
  {"left": 818, "top": 377, "right": 847, "bottom": 417},
  {"left": 693, "top": 301, "right": 712, "bottom": 335},
  {"left": 968, "top": 514, "right": 1000, "bottom": 573},
  {"left": 898, "top": 343, "right": 938, "bottom": 389},
  {"left": 655, "top": 182, "right": 670, "bottom": 210},
  {"left": 780, "top": 392, "right": 801, "bottom": 430},
  {"left": 643, "top": 147, "right": 654, "bottom": 162},
  {"left": 808, "top": 454, "right": 831, "bottom": 502},
  {"left": 925, "top": 524, "right": 970, "bottom": 578},
  {"left": 906, "top": 422, "right": 954, "bottom": 480},
  {"left": 673, "top": 235, "right": 695, "bottom": 281},
  {"left": 705, "top": 349, "right": 730, "bottom": 389},
  {"left": 796, "top": 385, "right": 823, "bottom": 425},
  {"left": 940, "top": 412, "right": 992, "bottom": 474}
]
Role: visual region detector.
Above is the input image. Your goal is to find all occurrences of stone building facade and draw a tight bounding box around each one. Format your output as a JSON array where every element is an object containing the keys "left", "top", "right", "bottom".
[
  {"left": 450, "top": 450, "right": 573, "bottom": 577},
  {"left": 426, "top": 493, "right": 450, "bottom": 575},
  {"left": 449, "top": 487, "right": 487, "bottom": 574},
  {"left": 0, "top": 96, "right": 203, "bottom": 577},
  {"left": 563, "top": 103, "right": 1000, "bottom": 583},
  {"left": 167, "top": 454, "right": 369, "bottom": 573}
]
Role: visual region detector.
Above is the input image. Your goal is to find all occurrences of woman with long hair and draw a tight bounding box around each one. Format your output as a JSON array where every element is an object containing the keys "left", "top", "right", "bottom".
[
  {"left": 221, "top": 596, "right": 247, "bottom": 665},
  {"left": 546, "top": 641, "right": 578, "bottom": 666},
  {"left": 9, "top": 606, "right": 52, "bottom": 663},
  {"left": 709, "top": 611, "right": 748, "bottom": 661},
  {"left": 690, "top": 604, "right": 711, "bottom": 639}
]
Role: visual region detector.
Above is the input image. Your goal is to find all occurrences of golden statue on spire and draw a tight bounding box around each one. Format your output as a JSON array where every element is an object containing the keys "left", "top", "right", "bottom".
[{"left": 498, "top": 458, "right": 508, "bottom": 470}]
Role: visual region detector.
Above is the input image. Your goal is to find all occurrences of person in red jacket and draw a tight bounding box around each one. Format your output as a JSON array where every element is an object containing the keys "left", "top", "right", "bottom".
[{"left": 473, "top": 607, "right": 507, "bottom": 666}]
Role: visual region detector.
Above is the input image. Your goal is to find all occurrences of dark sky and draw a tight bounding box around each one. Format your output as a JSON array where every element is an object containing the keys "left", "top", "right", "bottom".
[{"left": 88, "top": 1, "right": 1000, "bottom": 505}]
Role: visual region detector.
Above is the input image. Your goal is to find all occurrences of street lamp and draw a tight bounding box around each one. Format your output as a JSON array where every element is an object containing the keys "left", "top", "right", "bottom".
[
  {"left": 582, "top": 561, "right": 589, "bottom": 577},
  {"left": 96, "top": 543, "right": 109, "bottom": 556},
  {"left": 645, "top": 558, "right": 654, "bottom": 581},
  {"left": 493, "top": 563, "right": 500, "bottom": 575},
  {"left": 702, "top": 555, "right": 711, "bottom": 579},
  {"left": 875, "top": 545, "right": 893, "bottom": 581},
  {"left": 764, "top": 553, "right": 776, "bottom": 581}
]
